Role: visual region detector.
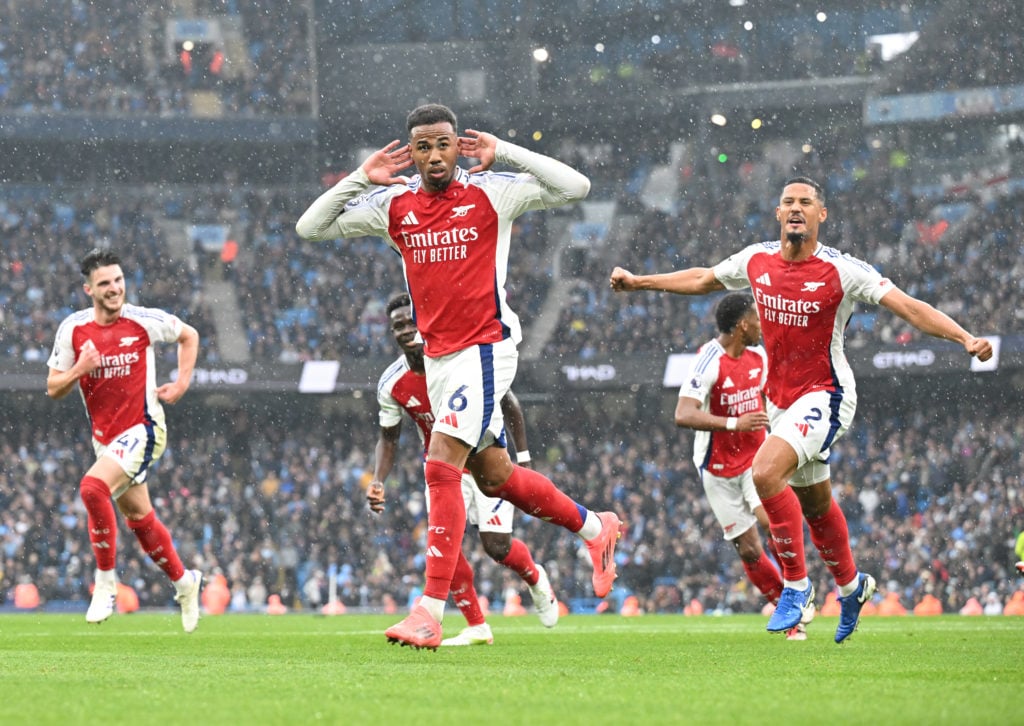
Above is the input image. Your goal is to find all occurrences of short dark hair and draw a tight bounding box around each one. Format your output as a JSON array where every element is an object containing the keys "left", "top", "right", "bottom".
[
  {"left": 386, "top": 292, "right": 411, "bottom": 317},
  {"left": 80, "top": 248, "right": 122, "bottom": 279},
  {"left": 715, "top": 293, "right": 756, "bottom": 334},
  {"left": 783, "top": 176, "right": 826, "bottom": 206},
  {"left": 406, "top": 104, "right": 458, "bottom": 134}
]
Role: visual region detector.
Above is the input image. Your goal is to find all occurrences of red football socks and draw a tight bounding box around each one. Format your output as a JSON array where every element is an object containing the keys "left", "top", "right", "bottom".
[
  {"left": 742, "top": 550, "right": 784, "bottom": 605},
  {"left": 495, "top": 465, "right": 585, "bottom": 532},
  {"left": 760, "top": 488, "right": 808, "bottom": 581},
  {"left": 127, "top": 510, "right": 186, "bottom": 581},
  {"left": 450, "top": 551, "right": 486, "bottom": 627},
  {"left": 79, "top": 476, "right": 117, "bottom": 570},
  {"left": 806, "top": 498, "right": 858, "bottom": 587},
  {"left": 423, "top": 459, "right": 468, "bottom": 600},
  {"left": 500, "top": 538, "right": 540, "bottom": 586},
  {"left": 763, "top": 529, "right": 783, "bottom": 565}
]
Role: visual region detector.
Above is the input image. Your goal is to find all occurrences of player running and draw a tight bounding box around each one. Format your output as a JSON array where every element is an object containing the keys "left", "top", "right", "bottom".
[
  {"left": 368, "top": 292, "right": 558, "bottom": 645},
  {"left": 46, "top": 248, "right": 203, "bottom": 632},
  {"left": 675, "top": 293, "right": 807, "bottom": 640},
  {"left": 611, "top": 177, "right": 992, "bottom": 643}
]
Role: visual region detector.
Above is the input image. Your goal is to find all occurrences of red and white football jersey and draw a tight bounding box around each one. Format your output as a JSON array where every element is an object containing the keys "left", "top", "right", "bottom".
[
  {"left": 680, "top": 340, "right": 768, "bottom": 477},
  {"left": 713, "top": 241, "right": 892, "bottom": 408},
  {"left": 323, "top": 168, "right": 542, "bottom": 357},
  {"left": 377, "top": 356, "right": 434, "bottom": 455},
  {"left": 296, "top": 141, "right": 589, "bottom": 358},
  {"left": 47, "top": 304, "right": 183, "bottom": 444}
]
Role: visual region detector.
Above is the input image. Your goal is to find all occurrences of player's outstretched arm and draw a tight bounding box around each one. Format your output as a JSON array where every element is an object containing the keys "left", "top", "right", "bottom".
[
  {"left": 610, "top": 266, "right": 725, "bottom": 295},
  {"left": 879, "top": 288, "right": 993, "bottom": 361}
]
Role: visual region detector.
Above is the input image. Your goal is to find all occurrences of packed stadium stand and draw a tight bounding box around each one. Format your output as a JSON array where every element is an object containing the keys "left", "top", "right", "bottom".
[
  {"left": 0, "top": 0, "right": 312, "bottom": 117},
  {"left": 1, "top": 0, "right": 1022, "bottom": 618}
]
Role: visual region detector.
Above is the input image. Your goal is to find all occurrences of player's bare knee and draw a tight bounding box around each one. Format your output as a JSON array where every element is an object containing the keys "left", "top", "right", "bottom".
[
  {"left": 468, "top": 461, "right": 510, "bottom": 494},
  {"left": 733, "top": 532, "right": 763, "bottom": 563},
  {"left": 750, "top": 468, "right": 785, "bottom": 499},
  {"left": 479, "top": 531, "right": 512, "bottom": 561}
]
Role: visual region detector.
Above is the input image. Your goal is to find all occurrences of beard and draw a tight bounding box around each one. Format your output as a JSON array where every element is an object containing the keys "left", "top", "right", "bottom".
[{"left": 786, "top": 230, "right": 808, "bottom": 245}]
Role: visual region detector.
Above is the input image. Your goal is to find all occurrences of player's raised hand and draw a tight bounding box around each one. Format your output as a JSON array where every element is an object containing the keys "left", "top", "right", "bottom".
[
  {"left": 367, "top": 481, "right": 386, "bottom": 514},
  {"left": 459, "top": 129, "right": 497, "bottom": 173},
  {"left": 360, "top": 140, "right": 413, "bottom": 186},
  {"left": 965, "top": 336, "right": 993, "bottom": 362},
  {"left": 609, "top": 267, "right": 639, "bottom": 292}
]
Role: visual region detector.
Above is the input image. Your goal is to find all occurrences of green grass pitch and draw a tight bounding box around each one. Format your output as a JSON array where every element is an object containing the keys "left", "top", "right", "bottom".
[{"left": 0, "top": 613, "right": 1020, "bottom": 725}]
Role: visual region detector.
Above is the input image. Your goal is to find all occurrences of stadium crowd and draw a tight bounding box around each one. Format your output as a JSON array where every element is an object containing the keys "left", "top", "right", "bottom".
[
  {"left": 0, "top": 0, "right": 312, "bottom": 117},
  {"left": 1, "top": 0, "right": 1022, "bottom": 626},
  {"left": 877, "top": 0, "right": 1024, "bottom": 94},
  {"left": 0, "top": 188, "right": 216, "bottom": 363},
  {"left": 336, "top": 0, "right": 942, "bottom": 89},
  {"left": 4, "top": 0, "right": 1020, "bottom": 120},
  {"left": 10, "top": 1, "right": 1022, "bottom": 123},
  {"left": 5, "top": 146, "right": 1021, "bottom": 367},
  {"left": 2, "top": 384, "right": 1021, "bottom": 617}
]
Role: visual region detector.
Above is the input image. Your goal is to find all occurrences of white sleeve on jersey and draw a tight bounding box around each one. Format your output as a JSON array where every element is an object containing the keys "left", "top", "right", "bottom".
[
  {"left": 487, "top": 140, "right": 590, "bottom": 217},
  {"left": 712, "top": 243, "right": 766, "bottom": 290},
  {"left": 376, "top": 359, "right": 406, "bottom": 428},
  {"left": 46, "top": 311, "right": 86, "bottom": 372},
  {"left": 827, "top": 247, "right": 892, "bottom": 305},
  {"left": 123, "top": 305, "right": 183, "bottom": 344},
  {"left": 295, "top": 167, "right": 393, "bottom": 242},
  {"left": 679, "top": 341, "right": 722, "bottom": 472},
  {"left": 677, "top": 341, "right": 720, "bottom": 408}
]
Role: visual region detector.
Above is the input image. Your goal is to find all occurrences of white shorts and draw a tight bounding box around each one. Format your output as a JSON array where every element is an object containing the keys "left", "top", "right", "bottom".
[
  {"left": 424, "top": 337, "right": 518, "bottom": 453},
  {"left": 701, "top": 468, "right": 762, "bottom": 541},
  {"left": 92, "top": 422, "right": 167, "bottom": 496},
  {"left": 766, "top": 389, "right": 856, "bottom": 486},
  {"left": 423, "top": 471, "right": 516, "bottom": 534}
]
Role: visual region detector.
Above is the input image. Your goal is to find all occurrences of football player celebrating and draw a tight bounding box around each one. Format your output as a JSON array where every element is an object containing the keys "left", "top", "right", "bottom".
[
  {"left": 611, "top": 177, "right": 992, "bottom": 643},
  {"left": 367, "top": 292, "right": 558, "bottom": 646},
  {"left": 47, "top": 248, "right": 203, "bottom": 632},
  {"left": 298, "top": 103, "right": 621, "bottom": 650}
]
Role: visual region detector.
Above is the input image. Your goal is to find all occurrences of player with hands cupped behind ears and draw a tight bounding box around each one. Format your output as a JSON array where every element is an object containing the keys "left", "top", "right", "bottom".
[{"left": 297, "top": 103, "right": 622, "bottom": 650}]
